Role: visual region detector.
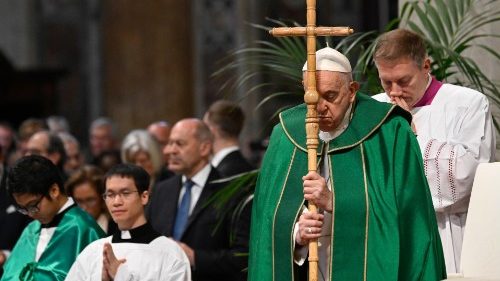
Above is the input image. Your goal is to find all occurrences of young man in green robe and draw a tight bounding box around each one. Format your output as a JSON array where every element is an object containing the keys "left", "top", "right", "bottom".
[
  {"left": 1, "top": 155, "right": 105, "bottom": 281},
  {"left": 248, "top": 47, "right": 446, "bottom": 281}
]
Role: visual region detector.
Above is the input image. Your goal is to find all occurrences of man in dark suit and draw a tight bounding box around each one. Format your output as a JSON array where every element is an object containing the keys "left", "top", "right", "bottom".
[
  {"left": 147, "top": 118, "right": 250, "bottom": 281},
  {"left": 203, "top": 100, "right": 254, "bottom": 178}
]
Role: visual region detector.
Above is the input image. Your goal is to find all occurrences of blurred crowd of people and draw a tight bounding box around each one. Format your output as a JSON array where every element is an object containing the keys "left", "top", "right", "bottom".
[{"left": 0, "top": 100, "right": 257, "bottom": 280}]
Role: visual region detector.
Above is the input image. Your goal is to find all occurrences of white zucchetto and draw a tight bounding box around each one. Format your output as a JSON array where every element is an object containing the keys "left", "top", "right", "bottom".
[{"left": 302, "top": 47, "right": 352, "bottom": 73}]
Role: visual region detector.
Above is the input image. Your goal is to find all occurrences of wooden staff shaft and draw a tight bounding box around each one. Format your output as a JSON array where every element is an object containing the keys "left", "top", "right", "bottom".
[
  {"left": 267, "top": 1, "right": 354, "bottom": 280},
  {"left": 305, "top": 1, "right": 319, "bottom": 281}
]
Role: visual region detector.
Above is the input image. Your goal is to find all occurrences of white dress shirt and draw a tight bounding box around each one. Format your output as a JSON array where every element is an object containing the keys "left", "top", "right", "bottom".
[
  {"left": 177, "top": 164, "right": 212, "bottom": 215},
  {"left": 210, "top": 146, "right": 239, "bottom": 168}
]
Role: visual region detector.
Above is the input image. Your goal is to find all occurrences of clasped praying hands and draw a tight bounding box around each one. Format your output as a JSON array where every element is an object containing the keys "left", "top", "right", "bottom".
[{"left": 102, "top": 242, "right": 126, "bottom": 281}]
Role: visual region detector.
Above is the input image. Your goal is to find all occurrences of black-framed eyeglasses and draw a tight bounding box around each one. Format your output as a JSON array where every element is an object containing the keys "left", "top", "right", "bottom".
[
  {"left": 102, "top": 190, "right": 139, "bottom": 201},
  {"left": 16, "top": 196, "right": 44, "bottom": 215}
]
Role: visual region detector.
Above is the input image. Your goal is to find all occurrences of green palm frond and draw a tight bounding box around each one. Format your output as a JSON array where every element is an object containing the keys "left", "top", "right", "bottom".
[
  {"left": 205, "top": 170, "right": 258, "bottom": 241},
  {"left": 212, "top": 19, "right": 329, "bottom": 114}
]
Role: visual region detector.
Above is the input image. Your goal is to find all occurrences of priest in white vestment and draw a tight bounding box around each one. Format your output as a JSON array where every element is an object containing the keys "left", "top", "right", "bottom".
[
  {"left": 372, "top": 29, "right": 496, "bottom": 274},
  {"left": 66, "top": 164, "right": 191, "bottom": 281}
]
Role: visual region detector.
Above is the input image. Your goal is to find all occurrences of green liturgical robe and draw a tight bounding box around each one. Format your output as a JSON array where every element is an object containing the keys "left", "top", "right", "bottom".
[
  {"left": 248, "top": 93, "right": 446, "bottom": 281},
  {"left": 1, "top": 205, "right": 105, "bottom": 281}
]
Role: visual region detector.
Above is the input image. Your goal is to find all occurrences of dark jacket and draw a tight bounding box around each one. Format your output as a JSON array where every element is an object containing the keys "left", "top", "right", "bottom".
[
  {"left": 146, "top": 167, "right": 251, "bottom": 281},
  {"left": 216, "top": 150, "right": 254, "bottom": 178}
]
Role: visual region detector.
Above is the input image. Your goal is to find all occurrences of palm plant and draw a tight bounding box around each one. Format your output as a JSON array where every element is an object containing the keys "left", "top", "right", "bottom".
[
  {"left": 213, "top": 19, "right": 306, "bottom": 126},
  {"left": 213, "top": 0, "right": 500, "bottom": 131}
]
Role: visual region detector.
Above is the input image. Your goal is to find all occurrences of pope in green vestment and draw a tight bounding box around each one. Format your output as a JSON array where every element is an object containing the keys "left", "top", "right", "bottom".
[
  {"left": 1, "top": 204, "right": 105, "bottom": 281},
  {"left": 248, "top": 93, "right": 446, "bottom": 280}
]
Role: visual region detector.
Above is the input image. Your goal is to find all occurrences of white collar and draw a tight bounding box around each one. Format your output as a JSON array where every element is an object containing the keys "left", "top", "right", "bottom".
[
  {"left": 211, "top": 146, "right": 239, "bottom": 167},
  {"left": 319, "top": 103, "right": 353, "bottom": 142},
  {"left": 182, "top": 164, "right": 212, "bottom": 188},
  {"left": 58, "top": 197, "right": 74, "bottom": 214},
  {"left": 121, "top": 230, "right": 132, "bottom": 239}
]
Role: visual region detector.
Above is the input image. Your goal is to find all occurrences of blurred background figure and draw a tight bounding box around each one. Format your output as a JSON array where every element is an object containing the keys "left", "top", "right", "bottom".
[
  {"left": 147, "top": 121, "right": 170, "bottom": 149},
  {"left": 92, "top": 150, "right": 122, "bottom": 174},
  {"left": 87, "top": 117, "right": 119, "bottom": 164},
  {"left": 46, "top": 115, "right": 70, "bottom": 133},
  {"left": 13, "top": 118, "right": 47, "bottom": 164},
  {"left": 58, "top": 132, "right": 84, "bottom": 176},
  {"left": 203, "top": 100, "right": 253, "bottom": 177},
  {"left": 0, "top": 122, "right": 17, "bottom": 168},
  {"left": 65, "top": 165, "right": 117, "bottom": 234},
  {"left": 147, "top": 121, "right": 171, "bottom": 164},
  {"left": 121, "top": 129, "right": 172, "bottom": 188},
  {"left": 25, "top": 130, "right": 67, "bottom": 178}
]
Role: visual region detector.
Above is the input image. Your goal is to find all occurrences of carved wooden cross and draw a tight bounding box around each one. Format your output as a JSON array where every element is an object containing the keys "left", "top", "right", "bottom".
[{"left": 269, "top": 1, "right": 353, "bottom": 280}]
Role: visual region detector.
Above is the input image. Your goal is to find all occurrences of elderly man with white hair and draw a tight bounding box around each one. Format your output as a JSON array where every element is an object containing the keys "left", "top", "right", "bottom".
[{"left": 248, "top": 47, "right": 446, "bottom": 281}]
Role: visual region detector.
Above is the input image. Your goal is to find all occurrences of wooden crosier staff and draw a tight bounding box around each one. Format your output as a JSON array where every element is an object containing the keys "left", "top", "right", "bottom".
[{"left": 269, "top": 1, "right": 353, "bottom": 280}]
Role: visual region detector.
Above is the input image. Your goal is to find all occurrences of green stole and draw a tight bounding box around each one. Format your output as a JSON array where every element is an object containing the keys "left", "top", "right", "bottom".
[
  {"left": 1, "top": 206, "right": 105, "bottom": 281},
  {"left": 248, "top": 93, "right": 446, "bottom": 281}
]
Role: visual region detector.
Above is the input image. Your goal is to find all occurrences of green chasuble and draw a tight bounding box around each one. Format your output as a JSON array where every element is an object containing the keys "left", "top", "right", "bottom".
[
  {"left": 248, "top": 93, "right": 446, "bottom": 281},
  {"left": 1, "top": 205, "right": 105, "bottom": 281}
]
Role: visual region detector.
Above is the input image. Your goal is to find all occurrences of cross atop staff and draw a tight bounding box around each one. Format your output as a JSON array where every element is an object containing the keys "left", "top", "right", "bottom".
[{"left": 269, "top": 1, "right": 353, "bottom": 281}]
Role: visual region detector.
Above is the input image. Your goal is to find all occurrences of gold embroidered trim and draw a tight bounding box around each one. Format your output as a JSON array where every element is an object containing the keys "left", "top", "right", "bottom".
[
  {"left": 361, "top": 144, "right": 369, "bottom": 281},
  {"left": 328, "top": 104, "right": 397, "bottom": 153},
  {"left": 279, "top": 112, "right": 308, "bottom": 154},
  {"left": 279, "top": 105, "right": 398, "bottom": 154},
  {"left": 272, "top": 146, "right": 297, "bottom": 281},
  {"left": 279, "top": 112, "right": 324, "bottom": 156},
  {"left": 291, "top": 200, "right": 305, "bottom": 281},
  {"left": 328, "top": 143, "right": 336, "bottom": 281}
]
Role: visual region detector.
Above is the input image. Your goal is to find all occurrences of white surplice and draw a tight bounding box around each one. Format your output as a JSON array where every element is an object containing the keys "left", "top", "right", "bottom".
[
  {"left": 373, "top": 83, "right": 496, "bottom": 273},
  {"left": 65, "top": 236, "right": 191, "bottom": 281}
]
